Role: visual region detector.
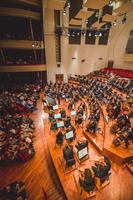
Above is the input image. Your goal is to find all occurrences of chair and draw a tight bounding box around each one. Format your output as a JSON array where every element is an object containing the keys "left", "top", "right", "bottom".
[
  {"left": 63, "top": 145, "right": 76, "bottom": 171},
  {"left": 55, "top": 131, "right": 63, "bottom": 148}
]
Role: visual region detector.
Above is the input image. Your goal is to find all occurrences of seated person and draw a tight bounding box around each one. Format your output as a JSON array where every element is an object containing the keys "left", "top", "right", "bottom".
[
  {"left": 86, "top": 119, "right": 97, "bottom": 133},
  {"left": 75, "top": 138, "right": 88, "bottom": 151},
  {"left": 50, "top": 120, "right": 57, "bottom": 131},
  {"left": 113, "top": 128, "right": 133, "bottom": 148},
  {"left": 49, "top": 110, "right": 54, "bottom": 121},
  {"left": 92, "top": 157, "right": 111, "bottom": 184},
  {"left": 75, "top": 114, "right": 83, "bottom": 126},
  {"left": 56, "top": 130, "right": 63, "bottom": 146},
  {"left": 1, "top": 181, "right": 27, "bottom": 200},
  {"left": 63, "top": 144, "right": 75, "bottom": 168},
  {"left": 60, "top": 109, "right": 66, "bottom": 118},
  {"left": 79, "top": 168, "right": 96, "bottom": 193},
  {"left": 64, "top": 116, "right": 71, "bottom": 128},
  {"left": 68, "top": 100, "right": 75, "bottom": 110}
]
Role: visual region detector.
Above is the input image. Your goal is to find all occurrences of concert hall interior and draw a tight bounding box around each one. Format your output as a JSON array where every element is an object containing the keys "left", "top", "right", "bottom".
[{"left": 0, "top": 0, "right": 133, "bottom": 200}]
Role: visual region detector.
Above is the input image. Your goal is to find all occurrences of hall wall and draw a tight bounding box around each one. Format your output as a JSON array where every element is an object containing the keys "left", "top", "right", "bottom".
[{"left": 43, "top": 3, "right": 133, "bottom": 83}]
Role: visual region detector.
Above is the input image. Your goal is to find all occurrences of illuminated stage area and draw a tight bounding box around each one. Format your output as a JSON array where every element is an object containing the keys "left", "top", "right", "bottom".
[{"left": 43, "top": 75, "right": 133, "bottom": 200}]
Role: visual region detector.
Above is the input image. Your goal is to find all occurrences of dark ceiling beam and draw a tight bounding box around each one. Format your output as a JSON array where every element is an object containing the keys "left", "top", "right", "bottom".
[{"left": 69, "top": 0, "right": 83, "bottom": 21}]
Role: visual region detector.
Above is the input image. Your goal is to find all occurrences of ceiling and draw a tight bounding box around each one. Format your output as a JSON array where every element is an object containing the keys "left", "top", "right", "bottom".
[
  {"left": 46, "top": 0, "right": 133, "bottom": 27},
  {"left": 46, "top": 0, "right": 133, "bottom": 45}
]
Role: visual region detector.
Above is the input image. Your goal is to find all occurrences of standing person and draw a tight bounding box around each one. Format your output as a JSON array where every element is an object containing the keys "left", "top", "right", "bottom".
[{"left": 57, "top": 93, "right": 61, "bottom": 105}]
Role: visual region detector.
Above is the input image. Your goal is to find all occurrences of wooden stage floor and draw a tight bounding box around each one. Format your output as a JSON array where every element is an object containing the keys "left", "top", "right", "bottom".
[
  {"left": 44, "top": 99, "right": 133, "bottom": 200},
  {"left": 0, "top": 97, "right": 133, "bottom": 200}
]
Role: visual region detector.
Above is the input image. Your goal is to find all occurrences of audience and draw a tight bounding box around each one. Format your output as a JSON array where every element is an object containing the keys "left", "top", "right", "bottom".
[
  {"left": 0, "top": 84, "right": 41, "bottom": 165},
  {"left": 0, "top": 181, "right": 27, "bottom": 200}
]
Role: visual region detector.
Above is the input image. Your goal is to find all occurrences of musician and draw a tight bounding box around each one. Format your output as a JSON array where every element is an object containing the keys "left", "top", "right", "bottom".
[
  {"left": 92, "top": 157, "right": 111, "bottom": 184},
  {"left": 79, "top": 168, "right": 96, "bottom": 193}
]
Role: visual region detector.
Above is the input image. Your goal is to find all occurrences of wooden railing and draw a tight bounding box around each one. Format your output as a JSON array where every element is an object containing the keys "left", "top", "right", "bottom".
[
  {"left": 0, "top": 7, "right": 41, "bottom": 20},
  {"left": 123, "top": 53, "right": 133, "bottom": 62},
  {"left": 0, "top": 64, "right": 46, "bottom": 72},
  {"left": 0, "top": 40, "right": 44, "bottom": 49}
]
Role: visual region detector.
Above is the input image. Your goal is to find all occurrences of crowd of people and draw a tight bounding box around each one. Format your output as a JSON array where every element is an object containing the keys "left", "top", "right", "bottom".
[
  {"left": 79, "top": 156, "right": 111, "bottom": 193},
  {"left": 0, "top": 84, "right": 41, "bottom": 165},
  {"left": 0, "top": 181, "right": 27, "bottom": 200},
  {"left": 45, "top": 68, "right": 132, "bottom": 149},
  {"left": 1, "top": 55, "right": 42, "bottom": 66},
  {"left": 43, "top": 70, "right": 133, "bottom": 194}
]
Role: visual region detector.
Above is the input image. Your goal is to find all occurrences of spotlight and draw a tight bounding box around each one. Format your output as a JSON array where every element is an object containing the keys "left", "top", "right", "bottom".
[
  {"left": 109, "top": 0, "right": 113, "bottom": 7},
  {"left": 113, "top": 21, "right": 117, "bottom": 26},
  {"left": 63, "top": 10, "right": 66, "bottom": 15},
  {"left": 32, "top": 44, "right": 35, "bottom": 47},
  {"left": 67, "top": 0, "right": 71, "bottom": 8},
  {"left": 95, "top": 32, "right": 98, "bottom": 37},
  {"left": 99, "top": 32, "right": 102, "bottom": 37},
  {"left": 85, "top": 20, "right": 88, "bottom": 24},
  {"left": 72, "top": 32, "right": 75, "bottom": 37},
  {"left": 122, "top": 14, "right": 127, "bottom": 24},
  {"left": 82, "top": 30, "right": 86, "bottom": 36},
  {"left": 95, "top": 11, "right": 99, "bottom": 18}
]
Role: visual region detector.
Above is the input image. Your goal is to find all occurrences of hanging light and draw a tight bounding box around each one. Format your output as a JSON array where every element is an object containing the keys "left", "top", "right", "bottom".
[
  {"left": 72, "top": 32, "right": 75, "bottom": 37},
  {"left": 112, "top": 21, "right": 117, "bottom": 26},
  {"left": 95, "top": 32, "right": 98, "bottom": 37},
  {"left": 109, "top": 0, "right": 113, "bottom": 7},
  {"left": 85, "top": 20, "right": 88, "bottom": 24},
  {"left": 67, "top": 0, "right": 71, "bottom": 8},
  {"left": 63, "top": 10, "right": 66, "bottom": 15},
  {"left": 95, "top": 11, "right": 99, "bottom": 18},
  {"left": 82, "top": 30, "right": 86, "bottom": 36},
  {"left": 99, "top": 32, "right": 102, "bottom": 37}
]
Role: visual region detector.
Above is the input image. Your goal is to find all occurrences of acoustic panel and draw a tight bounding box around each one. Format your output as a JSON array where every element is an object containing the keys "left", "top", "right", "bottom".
[
  {"left": 102, "top": 14, "right": 118, "bottom": 22},
  {"left": 69, "top": 29, "right": 81, "bottom": 44},
  {"left": 84, "top": 0, "right": 109, "bottom": 10},
  {"left": 85, "top": 30, "right": 96, "bottom": 45},
  {"left": 113, "top": 2, "right": 133, "bottom": 15},
  {"left": 92, "top": 21, "right": 106, "bottom": 29},
  {"left": 47, "top": 0, "right": 66, "bottom": 10},
  {"left": 75, "top": 10, "right": 94, "bottom": 20},
  {"left": 98, "top": 29, "right": 110, "bottom": 45},
  {"left": 69, "top": 18, "right": 82, "bottom": 25}
]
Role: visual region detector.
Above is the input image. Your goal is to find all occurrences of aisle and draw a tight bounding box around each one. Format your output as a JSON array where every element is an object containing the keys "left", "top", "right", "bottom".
[{"left": 0, "top": 98, "right": 64, "bottom": 200}]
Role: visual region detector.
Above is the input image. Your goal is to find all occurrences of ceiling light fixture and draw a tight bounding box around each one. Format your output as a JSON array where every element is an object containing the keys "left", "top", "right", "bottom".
[
  {"left": 109, "top": 0, "right": 113, "bottom": 7},
  {"left": 85, "top": 20, "right": 88, "bottom": 24},
  {"left": 95, "top": 11, "right": 99, "bottom": 18},
  {"left": 67, "top": 0, "right": 71, "bottom": 8},
  {"left": 82, "top": 30, "right": 86, "bottom": 37},
  {"left": 63, "top": 10, "right": 66, "bottom": 15},
  {"left": 112, "top": 21, "right": 117, "bottom": 26},
  {"left": 99, "top": 32, "right": 102, "bottom": 37}
]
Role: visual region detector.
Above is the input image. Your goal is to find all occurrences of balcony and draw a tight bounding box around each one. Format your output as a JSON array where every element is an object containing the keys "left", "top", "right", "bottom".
[{"left": 123, "top": 53, "right": 133, "bottom": 62}]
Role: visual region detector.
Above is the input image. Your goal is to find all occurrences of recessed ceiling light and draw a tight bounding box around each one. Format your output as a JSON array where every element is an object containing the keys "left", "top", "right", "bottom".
[{"left": 63, "top": 10, "right": 66, "bottom": 15}]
